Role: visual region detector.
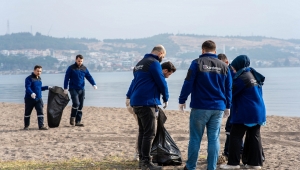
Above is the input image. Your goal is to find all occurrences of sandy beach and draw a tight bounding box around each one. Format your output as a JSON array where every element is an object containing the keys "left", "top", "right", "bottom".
[{"left": 0, "top": 102, "right": 299, "bottom": 169}]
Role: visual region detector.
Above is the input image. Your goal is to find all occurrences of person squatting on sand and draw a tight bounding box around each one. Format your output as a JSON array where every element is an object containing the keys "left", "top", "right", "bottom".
[
  {"left": 217, "top": 53, "right": 244, "bottom": 158},
  {"left": 220, "top": 55, "right": 266, "bottom": 170},
  {"left": 24, "top": 65, "right": 50, "bottom": 130},
  {"left": 126, "top": 61, "right": 177, "bottom": 161},
  {"left": 126, "top": 45, "right": 169, "bottom": 170},
  {"left": 63, "top": 54, "right": 97, "bottom": 127},
  {"left": 179, "top": 40, "right": 232, "bottom": 170}
]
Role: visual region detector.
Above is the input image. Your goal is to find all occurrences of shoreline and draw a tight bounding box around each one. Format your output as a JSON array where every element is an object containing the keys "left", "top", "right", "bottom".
[{"left": 1, "top": 102, "right": 300, "bottom": 169}]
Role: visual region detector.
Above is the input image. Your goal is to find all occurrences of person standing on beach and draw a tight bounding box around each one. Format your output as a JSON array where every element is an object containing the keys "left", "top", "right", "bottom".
[
  {"left": 24, "top": 65, "right": 50, "bottom": 130},
  {"left": 220, "top": 55, "right": 266, "bottom": 169},
  {"left": 64, "top": 54, "right": 97, "bottom": 127},
  {"left": 126, "top": 61, "right": 176, "bottom": 162},
  {"left": 126, "top": 45, "right": 169, "bottom": 170},
  {"left": 179, "top": 40, "right": 232, "bottom": 170},
  {"left": 217, "top": 54, "right": 244, "bottom": 159}
]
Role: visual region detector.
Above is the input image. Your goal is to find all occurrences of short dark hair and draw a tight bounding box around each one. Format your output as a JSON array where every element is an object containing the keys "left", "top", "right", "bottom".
[
  {"left": 161, "top": 61, "right": 176, "bottom": 73},
  {"left": 202, "top": 40, "right": 216, "bottom": 52},
  {"left": 76, "top": 54, "right": 84, "bottom": 59},
  {"left": 34, "top": 65, "right": 42, "bottom": 70},
  {"left": 218, "top": 53, "right": 228, "bottom": 61}
]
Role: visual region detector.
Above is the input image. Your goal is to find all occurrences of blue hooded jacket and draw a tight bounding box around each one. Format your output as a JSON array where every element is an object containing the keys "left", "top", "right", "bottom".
[
  {"left": 126, "top": 54, "right": 169, "bottom": 106},
  {"left": 179, "top": 53, "right": 232, "bottom": 110},
  {"left": 64, "top": 63, "right": 96, "bottom": 90},
  {"left": 230, "top": 55, "right": 266, "bottom": 124},
  {"left": 24, "top": 72, "right": 48, "bottom": 99}
]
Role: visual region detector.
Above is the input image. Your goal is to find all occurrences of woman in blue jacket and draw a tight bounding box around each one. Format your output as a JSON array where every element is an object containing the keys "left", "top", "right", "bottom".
[{"left": 220, "top": 55, "right": 266, "bottom": 170}]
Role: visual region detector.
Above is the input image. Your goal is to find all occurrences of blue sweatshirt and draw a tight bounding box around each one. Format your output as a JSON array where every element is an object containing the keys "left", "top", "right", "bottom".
[
  {"left": 25, "top": 72, "right": 48, "bottom": 99},
  {"left": 230, "top": 67, "right": 266, "bottom": 124},
  {"left": 179, "top": 53, "right": 232, "bottom": 110},
  {"left": 64, "top": 63, "right": 96, "bottom": 90},
  {"left": 126, "top": 54, "right": 169, "bottom": 106}
]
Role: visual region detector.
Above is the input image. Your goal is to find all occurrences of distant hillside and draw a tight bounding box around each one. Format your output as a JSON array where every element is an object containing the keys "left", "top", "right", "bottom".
[
  {"left": 1, "top": 32, "right": 300, "bottom": 61},
  {"left": 96, "top": 33, "right": 300, "bottom": 60},
  {"left": 0, "top": 32, "right": 99, "bottom": 50}
]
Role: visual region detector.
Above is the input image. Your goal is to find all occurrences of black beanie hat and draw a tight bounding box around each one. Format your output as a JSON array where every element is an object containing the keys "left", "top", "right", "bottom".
[{"left": 231, "top": 55, "right": 250, "bottom": 72}]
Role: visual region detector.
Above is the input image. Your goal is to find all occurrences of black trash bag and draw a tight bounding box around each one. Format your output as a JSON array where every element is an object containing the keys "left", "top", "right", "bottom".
[
  {"left": 150, "top": 108, "right": 182, "bottom": 166},
  {"left": 47, "top": 86, "right": 70, "bottom": 128}
]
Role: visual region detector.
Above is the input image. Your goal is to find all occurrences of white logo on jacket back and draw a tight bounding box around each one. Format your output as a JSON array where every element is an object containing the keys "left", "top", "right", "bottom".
[
  {"left": 203, "top": 65, "right": 221, "bottom": 71},
  {"left": 134, "top": 65, "right": 144, "bottom": 71}
]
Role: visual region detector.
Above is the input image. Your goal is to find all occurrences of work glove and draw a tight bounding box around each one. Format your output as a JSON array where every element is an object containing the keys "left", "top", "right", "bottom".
[
  {"left": 31, "top": 93, "right": 36, "bottom": 99},
  {"left": 223, "top": 109, "right": 230, "bottom": 118},
  {"left": 93, "top": 85, "right": 97, "bottom": 90},
  {"left": 179, "top": 103, "right": 186, "bottom": 113},
  {"left": 163, "top": 102, "right": 168, "bottom": 109},
  {"left": 64, "top": 89, "right": 68, "bottom": 95},
  {"left": 48, "top": 86, "right": 52, "bottom": 89},
  {"left": 125, "top": 98, "right": 134, "bottom": 114}
]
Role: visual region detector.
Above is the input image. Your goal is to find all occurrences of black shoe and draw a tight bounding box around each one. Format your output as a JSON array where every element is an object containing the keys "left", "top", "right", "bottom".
[
  {"left": 183, "top": 166, "right": 188, "bottom": 170},
  {"left": 75, "top": 122, "right": 84, "bottom": 127},
  {"left": 24, "top": 126, "right": 29, "bottom": 130},
  {"left": 141, "top": 159, "right": 162, "bottom": 170},
  {"left": 138, "top": 160, "right": 142, "bottom": 168},
  {"left": 70, "top": 117, "right": 75, "bottom": 126},
  {"left": 39, "top": 126, "right": 48, "bottom": 130}
]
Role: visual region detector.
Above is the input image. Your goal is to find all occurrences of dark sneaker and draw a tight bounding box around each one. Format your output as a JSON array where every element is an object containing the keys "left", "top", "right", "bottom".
[
  {"left": 24, "top": 126, "right": 29, "bottom": 130},
  {"left": 70, "top": 117, "right": 75, "bottom": 126},
  {"left": 39, "top": 126, "right": 48, "bottom": 130},
  {"left": 141, "top": 160, "right": 162, "bottom": 170},
  {"left": 75, "top": 122, "right": 84, "bottom": 127}
]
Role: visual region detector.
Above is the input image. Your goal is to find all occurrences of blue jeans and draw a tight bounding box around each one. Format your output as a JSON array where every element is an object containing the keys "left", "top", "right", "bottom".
[
  {"left": 186, "top": 109, "right": 223, "bottom": 170},
  {"left": 69, "top": 89, "right": 85, "bottom": 123}
]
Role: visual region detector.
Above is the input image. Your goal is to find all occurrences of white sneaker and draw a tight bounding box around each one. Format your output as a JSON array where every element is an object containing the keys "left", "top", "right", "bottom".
[
  {"left": 245, "top": 165, "right": 262, "bottom": 169},
  {"left": 134, "top": 153, "right": 139, "bottom": 161},
  {"left": 220, "top": 164, "right": 240, "bottom": 169}
]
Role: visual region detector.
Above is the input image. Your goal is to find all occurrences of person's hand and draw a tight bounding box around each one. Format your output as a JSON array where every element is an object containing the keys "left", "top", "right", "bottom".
[
  {"left": 163, "top": 102, "right": 168, "bottom": 109},
  {"left": 31, "top": 93, "right": 36, "bottom": 99},
  {"left": 125, "top": 98, "right": 134, "bottom": 114},
  {"left": 223, "top": 109, "right": 230, "bottom": 118},
  {"left": 93, "top": 85, "right": 97, "bottom": 90},
  {"left": 48, "top": 86, "right": 52, "bottom": 89},
  {"left": 155, "top": 110, "right": 159, "bottom": 119},
  {"left": 179, "top": 103, "right": 186, "bottom": 112},
  {"left": 64, "top": 89, "right": 68, "bottom": 95},
  {"left": 125, "top": 98, "right": 130, "bottom": 107}
]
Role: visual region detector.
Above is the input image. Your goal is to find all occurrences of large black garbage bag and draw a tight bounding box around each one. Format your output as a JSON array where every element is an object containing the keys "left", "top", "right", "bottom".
[
  {"left": 150, "top": 108, "right": 182, "bottom": 166},
  {"left": 47, "top": 86, "right": 70, "bottom": 128}
]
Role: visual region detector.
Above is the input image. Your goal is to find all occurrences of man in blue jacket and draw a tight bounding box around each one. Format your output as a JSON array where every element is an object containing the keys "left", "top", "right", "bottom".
[
  {"left": 126, "top": 45, "right": 168, "bottom": 170},
  {"left": 64, "top": 54, "right": 97, "bottom": 127},
  {"left": 179, "top": 40, "right": 232, "bottom": 170},
  {"left": 24, "top": 65, "right": 50, "bottom": 130}
]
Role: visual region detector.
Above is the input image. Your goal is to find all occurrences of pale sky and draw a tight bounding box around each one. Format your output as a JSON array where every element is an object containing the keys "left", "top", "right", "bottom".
[{"left": 1, "top": 0, "right": 299, "bottom": 40}]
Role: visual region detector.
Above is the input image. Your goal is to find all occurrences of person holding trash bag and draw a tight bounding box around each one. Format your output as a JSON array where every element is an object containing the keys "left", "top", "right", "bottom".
[
  {"left": 126, "top": 61, "right": 176, "bottom": 162},
  {"left": 126, "top": 45, "right": 169, "bottom": 170},
  {"left": 64, "top": 54, "right": 97, "bottom": 127},
  {"left": 24, "top": 65, "right": 50, "bottom": 130},
  {"left": 179, "top": 40, "right": 232, "bottom": 170}
]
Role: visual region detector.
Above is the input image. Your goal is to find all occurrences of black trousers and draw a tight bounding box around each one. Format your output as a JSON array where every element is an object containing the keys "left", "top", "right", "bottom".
[
  {"left": 134, "top": 107, "right": 156, "bottom": 161},
  {"left": 224, "top": 115, "right": 243, "bottom": 156},
  {"left": 24, "top": 98, "right": 44, "bottom": 128},
  {"left": 228, "top": 124, "right": 263, "bottom": 166}
]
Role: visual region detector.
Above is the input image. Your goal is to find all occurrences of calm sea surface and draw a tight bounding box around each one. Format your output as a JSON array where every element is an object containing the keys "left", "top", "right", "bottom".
[{"left": 0, "top": 67, "right": 299, "bottom": 117}]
